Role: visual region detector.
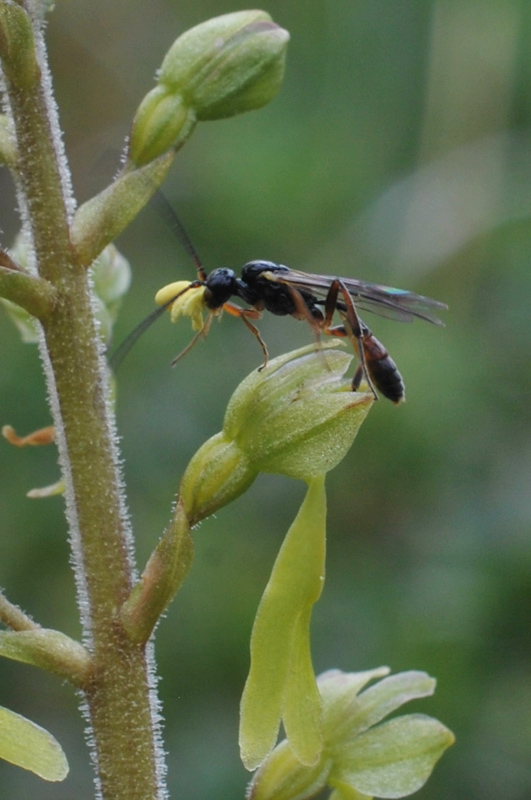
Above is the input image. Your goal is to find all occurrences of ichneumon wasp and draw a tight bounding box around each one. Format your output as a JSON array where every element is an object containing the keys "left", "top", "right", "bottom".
[{"left": 110, "top": 196, "right": 447, "bottom": 403}]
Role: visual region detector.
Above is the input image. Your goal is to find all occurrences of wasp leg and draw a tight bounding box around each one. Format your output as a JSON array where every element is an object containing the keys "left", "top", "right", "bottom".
[
  {"left": 171, "top": 313, "right": 214, "bottom": 366},
  {"left": 283, "top": 284, "right": 339, "bottom": 377},
  {"left": 322, "top": 280, "right": 378, "bottom": 400},
  {"left": 223, "top": 301, "right": 269, "bottom": 367},
  {"left": 327, "top": 288, "right": 406, "bottom": 404},
  {"left": 271, "top": 273, "right": 327, "bottom": 349},
  {"left": 352, "top": 363, "right": 364, "bottom": 390},
  {"left": 284, "top": 282, "right": 326, "bottom": 338}
]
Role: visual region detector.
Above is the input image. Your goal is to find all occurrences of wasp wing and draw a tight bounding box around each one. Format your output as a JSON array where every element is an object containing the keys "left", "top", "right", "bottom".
[{"left": 265, "top": 267, "right": 447, "bottom": 325}]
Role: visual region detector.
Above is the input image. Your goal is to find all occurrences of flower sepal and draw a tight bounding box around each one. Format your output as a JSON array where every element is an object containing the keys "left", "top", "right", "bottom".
[{"left": 248, "top": 668, "right": 455, "bottom": 800}]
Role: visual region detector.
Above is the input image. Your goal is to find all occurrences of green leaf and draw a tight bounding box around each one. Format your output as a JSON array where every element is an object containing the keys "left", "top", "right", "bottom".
[
  {"left": 332, "top": 713, "right": 455, "bottom": 798},
  {"left": 0, "top": 705, "right": 68, "bottom": 781},
  {"left": 120, "top": 499, "right": 195, "bottom": 644},
  {"left": 70, "top": 151, "right": 174, "bottom": 267}
]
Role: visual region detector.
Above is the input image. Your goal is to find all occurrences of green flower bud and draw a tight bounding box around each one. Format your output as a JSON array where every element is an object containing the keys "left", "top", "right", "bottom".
[
  {"left": 1, "top": 294, "right": 39, "bottom": 343},
  {"left": 159, "top": 10, "right": 290, "bottom": 121},
  {"left": 0, "top": 3, "right": 39, "bottom": 90},
  {"left": 0, "top": 232, "right": 38, "bottom": 342},
  {"left": 1, "top": 236, "right": 131, "bottom": 347},
  {"left": 90, "top": 244, "right": 131, "bottom": 345},
  {"left": 179, "top": 343, "right": 372, "bottom": 524},
  {"left": 128, "top": 11, "right": 289, "bottom": 166},
  {"left": 0, "top": 114, "right": 17, "bottom": 168},
  {"left": 91, "top": 244, "right": 131, "bottom": 309},
  {"left": 179, "top": 432, "right": 258, "bottom": 526},
  {"left": 128, "top": 88, "right": 196, "bottom": 168},
  {"left": 249, "top": 668, "right": 455, "bottom": 800}
]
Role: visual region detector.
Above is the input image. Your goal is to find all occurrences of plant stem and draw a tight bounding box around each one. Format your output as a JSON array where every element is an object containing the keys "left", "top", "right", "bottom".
[
  {"left": 0, "top": 592, "right": 39, "bottom": 631},
  {"left": 1, "top": 7, "right": 164, "bottom": 799},
  {"left": 0, "top": 264, "right": 56, "bottom": 317}
]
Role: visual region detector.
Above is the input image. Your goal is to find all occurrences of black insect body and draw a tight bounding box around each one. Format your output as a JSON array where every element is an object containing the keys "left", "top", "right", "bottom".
[
  {"left": 110, "top": 202, "right": 447, "bottom": 403},
  {"left": 175, "top": 259, "right": 443, "bottom": 404}
]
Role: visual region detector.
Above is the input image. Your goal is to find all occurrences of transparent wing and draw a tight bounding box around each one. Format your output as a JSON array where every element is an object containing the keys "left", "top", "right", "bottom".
[{"left": 266, "top": 267, "right": 447, "bottom": 325}]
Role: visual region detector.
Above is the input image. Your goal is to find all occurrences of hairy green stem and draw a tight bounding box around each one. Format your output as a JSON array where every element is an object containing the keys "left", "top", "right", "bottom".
[
  {"left": 1, "top": 5, "right": 164, "bottom": 798},
  {"left": 0, "top": 263, "right": 56, "bottom": 318},
  {"left": 0, "top": 592, "right": 40, "bottom": 631}
]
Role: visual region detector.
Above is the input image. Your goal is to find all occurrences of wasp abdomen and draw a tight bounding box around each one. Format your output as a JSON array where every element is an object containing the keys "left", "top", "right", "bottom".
[{"left": 362, "top": 332, "right": 405, "bottom": 404}]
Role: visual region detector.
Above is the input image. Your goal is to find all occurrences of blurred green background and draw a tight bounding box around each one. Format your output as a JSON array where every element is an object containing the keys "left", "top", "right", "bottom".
[{"left": 1, "top": 0, "right": 531, "bottom": 797}]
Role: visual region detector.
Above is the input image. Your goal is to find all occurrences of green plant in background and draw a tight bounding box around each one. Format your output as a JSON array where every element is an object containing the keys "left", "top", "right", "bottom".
[{"left": 0, "top": 3, "right": 453, "bottom": 799}]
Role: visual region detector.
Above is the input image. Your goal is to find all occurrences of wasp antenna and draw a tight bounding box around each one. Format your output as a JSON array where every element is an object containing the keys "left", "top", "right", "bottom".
[
  {"left": 109, "top": 303, "right": 169, "bottom": 372},
  {"left": 150, "top": 190, "right": 207, "bottom": 281}
]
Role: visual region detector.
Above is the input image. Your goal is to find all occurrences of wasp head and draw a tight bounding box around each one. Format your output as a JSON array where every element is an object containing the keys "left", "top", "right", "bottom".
[{"left": 203, "top": 268, "right": 238, "bottom": 309}]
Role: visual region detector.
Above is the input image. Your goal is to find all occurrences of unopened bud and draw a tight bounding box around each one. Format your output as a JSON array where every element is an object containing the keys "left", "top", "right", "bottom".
[
  {"left": 0, "top": 3, "right": 39, "bottom": 90},
  {"left": 128, "top": 11, "right": 289, "bottom": 166},
  {"left": 161, "top": 10, "right": 290, "bottom": 121}
]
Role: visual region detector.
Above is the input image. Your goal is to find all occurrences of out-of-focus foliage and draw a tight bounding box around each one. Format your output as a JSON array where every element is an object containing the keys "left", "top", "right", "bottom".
[{"left": 0, "top": 1, "right": 530, "bottom": 799}]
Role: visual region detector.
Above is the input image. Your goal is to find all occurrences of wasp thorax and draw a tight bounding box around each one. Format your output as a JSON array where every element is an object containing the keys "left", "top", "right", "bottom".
[{"left": 241, "top": 260, "right": 287, "bottom": 281}]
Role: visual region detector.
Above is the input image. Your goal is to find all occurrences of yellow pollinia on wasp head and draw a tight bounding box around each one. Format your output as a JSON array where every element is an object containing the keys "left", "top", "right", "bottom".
[{"left": 155, "top": 281, "right": 208, "bottom": 329}]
